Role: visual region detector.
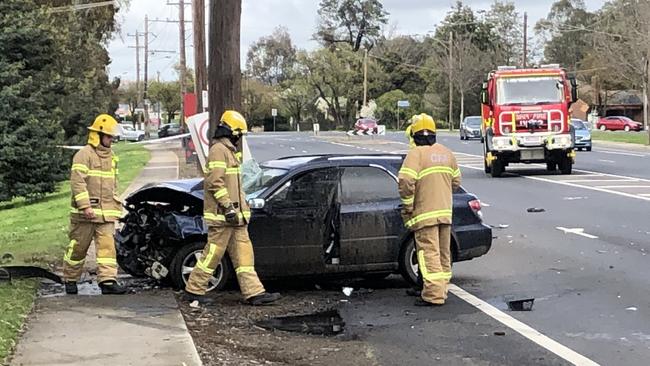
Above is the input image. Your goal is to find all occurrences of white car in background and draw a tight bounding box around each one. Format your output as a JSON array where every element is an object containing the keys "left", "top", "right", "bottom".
[{"left": 119, "top": 124, "right": 145, "bottom": 142}]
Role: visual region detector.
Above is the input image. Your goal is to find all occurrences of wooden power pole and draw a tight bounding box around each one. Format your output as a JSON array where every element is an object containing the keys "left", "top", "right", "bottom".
[
  {"left": 178, "top": 0, "right": 187, "bottom": 124},
  {"left": 523, "top": 12, "right": 528, "bottom": 68},
  {"left": 448, "top": 31, "right": 453, "bottom": 132},
  {"left": 192, "top": 0, "right": 207, "bottom": 113},
  {"left": 208, "top": 0, "right": 242, "bottom": 141}
]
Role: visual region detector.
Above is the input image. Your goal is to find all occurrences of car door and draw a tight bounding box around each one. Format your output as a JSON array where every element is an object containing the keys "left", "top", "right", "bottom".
[
  {"left": 338, "top": 165, "right": 403, "bottom": 265},
  {"left": 248, "top": 167, "right": 341, "bottom": 276},
  {"left": 612, "top": 117, "right": 624, "bottom": 130}
]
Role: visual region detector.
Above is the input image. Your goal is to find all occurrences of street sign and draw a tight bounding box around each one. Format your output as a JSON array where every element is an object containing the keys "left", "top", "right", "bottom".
[
  {"left": 271, "top": 108, "right": 278, "bottom": 117},
  {"left": 313, "top": 123, "right": 320, "bottom": 135},
  {"left": 186, "top": 112, "right": 251, "bottom": 170},
  {"left": 397, "top": 100, "right": 410, "bottom": 108}
]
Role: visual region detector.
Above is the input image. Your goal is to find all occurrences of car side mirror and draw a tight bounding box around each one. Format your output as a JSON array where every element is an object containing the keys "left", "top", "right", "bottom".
[
  {"left": 569, "top": 77, "right": 578, "bottom": 103},
  {"left": 480, "top": 82, "right": 490, "bottom": 106},
  {"left": 248, "top": 198, "right": 266, "bottom": 209}
]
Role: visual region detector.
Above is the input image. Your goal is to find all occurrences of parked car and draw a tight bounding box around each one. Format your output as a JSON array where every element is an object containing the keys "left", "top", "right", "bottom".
[
  {"left": 116, "top": 155, "right": 492, "bottom": 291},
  {"left": 596, "top": 116, "right": 643, "bottom": 132},
  {"left": 119, "top": 124, "right": 145, "bottom": 142},
  {"left": 572, "top": 119, "right": 592, "bottom": 151},
  {"left": 354, "top": 118, "right": 378, "bottom": 133},
  {"left": 460, "top": 116, "right": 482, "bottom": 140},
  {"left": 158, "top": 122, "right": 183, "bottom": 138}
]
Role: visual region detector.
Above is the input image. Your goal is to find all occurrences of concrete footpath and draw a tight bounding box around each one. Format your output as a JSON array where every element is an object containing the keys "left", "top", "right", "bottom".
[{"left": 10, "top": 142, "right": 203, "bottom": 366}]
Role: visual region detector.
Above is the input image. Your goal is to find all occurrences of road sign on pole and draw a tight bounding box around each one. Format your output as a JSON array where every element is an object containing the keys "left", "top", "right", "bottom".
[
  {"left": 271, "top": 108, "right": 277, "bottom": 116},
  {"left": 397, "top": 100, "right": 410, "bottom": 108}
]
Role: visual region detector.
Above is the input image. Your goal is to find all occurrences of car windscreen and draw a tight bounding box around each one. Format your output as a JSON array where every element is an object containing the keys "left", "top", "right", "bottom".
[
  {"left": 572, "top": 120, "right": 587, "bottom": 130},
  {"left": 496, "top": 76, "right": 564, "bottom": 105},
  {"left": 465, "top": 117, "right": 481, "bottom": 127},
  {"left": 241, "top": 159, "right": 288, "bottom": 199}
]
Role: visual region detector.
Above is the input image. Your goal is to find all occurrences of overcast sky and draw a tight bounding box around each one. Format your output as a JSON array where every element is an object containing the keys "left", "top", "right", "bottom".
[{"left": 107, "top": 0, "right": 605, "bottom": 82}]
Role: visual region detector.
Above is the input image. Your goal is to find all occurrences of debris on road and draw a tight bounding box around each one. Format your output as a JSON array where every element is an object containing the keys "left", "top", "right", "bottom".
[
  {"left": 494, "top": 331, "right": 506, "bottom": 336},
  {"left": 342, "top": 287, "right": 354, "bottom": 296},
  {"left": 189, "top": 300, "right": 200, "bottom": 308},
  {"left": 563, "top": 196, "right": 587, "bottom": 201},
  {"left": 626, "top": 307, "right": 638, "bottom": 311},
  {"left": 597, "top": 250, "right": 608, "bottom": 254},
  {"left": 497, "top": 224, "right": 510, "bottom": 229},
  {"left": 255, "top": 310, "right": 345, "bottom": 336},
  {"left": 507, "top": 298, "right": 535, "bottom": 311},
  {"left": 526, "top": 207, "right": 546, "bottom": 213}
]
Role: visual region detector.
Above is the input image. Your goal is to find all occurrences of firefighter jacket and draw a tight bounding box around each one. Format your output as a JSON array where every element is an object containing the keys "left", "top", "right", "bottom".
[
  {"left": 398, "top": 143, "right": 461, "bottom": 231},
  {"left": 203, "top": 137, "right": 250, "bottom": 227},
  {"left": 70, "top": 144, "right": 122, "bottom": 223}
]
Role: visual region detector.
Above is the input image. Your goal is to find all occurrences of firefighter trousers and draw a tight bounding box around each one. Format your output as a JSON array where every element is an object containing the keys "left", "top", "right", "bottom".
[
  {"left": 185, "top": 225, "right": 265, "bottom": 299},
  {"left": 62, "top": 220, "right": 117, "bottom": 283},
  {"left": 414, "top": 224, "right": 452, "bottom": 304}
]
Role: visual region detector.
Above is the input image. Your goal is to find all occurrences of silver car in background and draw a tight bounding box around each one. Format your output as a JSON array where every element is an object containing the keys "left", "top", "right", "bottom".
[
  {"left": 119, "top": 124, "right": 145, "bottom": 142},
  {"left": 460, "top": 116, "right": 482, "bottom": 141}
]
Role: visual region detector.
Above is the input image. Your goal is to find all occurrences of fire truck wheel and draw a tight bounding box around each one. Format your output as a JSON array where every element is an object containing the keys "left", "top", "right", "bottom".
[
  {"left": 490, "top": 160, "right": 504, "bottom": 177},
  {"left": 559, "top": 157, "right": 573, "bottom": 175},
  {"left": 546, "top": 162, "right": 557, "bottom": 171}
]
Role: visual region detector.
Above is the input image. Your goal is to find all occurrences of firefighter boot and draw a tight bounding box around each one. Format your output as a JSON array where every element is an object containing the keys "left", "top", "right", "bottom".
[
  {"left": 246, "top": 292, "right": 281, "bottom": 306},
  {"left": 414, "top": 298, "right": 444, "bottom": 307},
  {"left": 65, "top": 282, "right": 78, "bottom": 295},
  {"left": 182, "top": 291, "right": 217, "bottom": 306},
  {"left": 99, "top": 280, "right": 127, "bottom": 295}
]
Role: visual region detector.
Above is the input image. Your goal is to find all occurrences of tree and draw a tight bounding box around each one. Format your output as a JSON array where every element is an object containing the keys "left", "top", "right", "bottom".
[
  {"left": 280, "top": 78, "right": 317, "bottom": 125},
  {"left": 373, "top": 36, "right": 429, "bottom": 95},
  {"left": 315, "top": 0, "right": 388, "bottom": 51},
  {"left": 149, "top": 81, "right": 181, "bottom": 124},
  {"left": 246, "top": 27, "right": 297, "bottom": 86},
  {"left": 241, "top": 77, "right": 277, "bottom": 127},
  {"left": 120, "top": 82, "right": 141, "bottom": 126},
  {"left": 0, "top": 0, "right": 68, "bottom": 201},
  {"left": 208, "top": 0, "right": 241, "bottom": 141},
  {"left": 484, "top": 1, "right": 524, "bottom": 66},
  {"left": 534, "top": 0, "right": 594, "bottom": 70}
]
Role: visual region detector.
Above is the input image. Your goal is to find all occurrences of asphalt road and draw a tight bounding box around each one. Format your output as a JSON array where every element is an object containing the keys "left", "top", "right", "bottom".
[{"left": 246, "top": 131, "right": 650, "bottom": 366}]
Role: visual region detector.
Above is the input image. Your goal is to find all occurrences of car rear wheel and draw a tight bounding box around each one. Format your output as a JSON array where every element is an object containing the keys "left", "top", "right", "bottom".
[
  {"left": 559, "top": 156, "right": 573, "bottom": 175},
  {"left": 546, "top": 162, "right": 557, "bottom": 171},
  {"left": 599, "top": 125, "right": 607, "bottom": 131},
  {"left": 586, "top": 146, "right": 592, "bottom": 152},
  {"left": 169, "top": 241, "right": 233, "bottom": 292},
  {"left": 624, "top": 125, "right": 631, "bottom": 132},
  {"left": 398, "top": 238, "right": 418, "bottom": 285}
]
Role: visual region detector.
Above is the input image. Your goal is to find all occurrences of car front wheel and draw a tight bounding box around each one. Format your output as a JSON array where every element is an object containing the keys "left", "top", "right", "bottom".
[
  {"left": 624, "top": 125, "right": 631, "bottom": 132},
  {"left": 398, "top": 238, "right": 419, "bottom": 285},
  {"left": 169, "top": 241, "right": 233, "bottom": 292},
  {"left": 599, "top": 125, "right": 607, "bottom": 131}
]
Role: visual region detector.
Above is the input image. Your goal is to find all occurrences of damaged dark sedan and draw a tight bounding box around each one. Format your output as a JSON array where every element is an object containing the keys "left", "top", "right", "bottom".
[{"left": 116, "top": 155, "right": 492, "bottom": 291}]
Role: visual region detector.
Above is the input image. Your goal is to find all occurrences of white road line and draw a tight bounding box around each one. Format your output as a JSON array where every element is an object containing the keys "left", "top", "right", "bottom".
[
  {"left": 598, "top": 150, "right": 645, "bottom": 157},
  {"left": 449, "top": 285, "right": 600, "bottom": 366},
  {"left": 640, "top": 194, "right": 650, "bottom": 197},
  {"left": 598, "top": 159, "right": 615, "bottom": 163},
  {"left": 561, "top": 179, "right": 637, "bottom": 183},
  {"left": 556, "top": 227, "right": 599, "bottom": 239},
  {"left": 302, "top": 150, "right": 308, "bottom": 153},
  {"left": 597, "top": 185, "right": 650, "bottom": 189},
  {"left": 524, "top": 175, "right": 650, "bottom": 202}
]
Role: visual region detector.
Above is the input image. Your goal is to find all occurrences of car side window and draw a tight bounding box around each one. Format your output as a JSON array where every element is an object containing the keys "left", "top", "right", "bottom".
[
  {"left": 268, "top": 168, "right": 340, "bottom": 208},
  {"left": 341, "top": 167, "right": 397, "bottom": 205}
]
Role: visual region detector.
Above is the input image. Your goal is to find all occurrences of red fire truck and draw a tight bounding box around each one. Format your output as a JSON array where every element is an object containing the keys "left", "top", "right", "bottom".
[{"left": 480, "top": 65, "right": 578, "bottom": 177}]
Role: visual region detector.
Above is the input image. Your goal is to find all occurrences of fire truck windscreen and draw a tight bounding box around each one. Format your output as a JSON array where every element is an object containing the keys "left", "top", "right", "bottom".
[{"left": 496, "top": 76, "right": 564, "bottom": 106}]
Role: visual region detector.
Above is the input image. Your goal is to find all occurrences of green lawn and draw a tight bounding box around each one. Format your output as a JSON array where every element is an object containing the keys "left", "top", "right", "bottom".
[
  {"left": 591, "top": 130, "right": 650, "bottom": 145},
  {"left": 0, "top": 142, "right": 150, "bottom": 362}
]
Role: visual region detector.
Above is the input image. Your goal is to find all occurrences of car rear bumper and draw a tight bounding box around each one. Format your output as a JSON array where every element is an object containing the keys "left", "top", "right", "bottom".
[{"left": 454, "top": 222, "right": 492, "bottom": 261}]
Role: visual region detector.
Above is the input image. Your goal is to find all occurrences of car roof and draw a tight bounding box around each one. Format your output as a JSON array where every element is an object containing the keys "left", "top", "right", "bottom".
[{"left": 263, "top": 154, "right": 404, "bottom": 170}]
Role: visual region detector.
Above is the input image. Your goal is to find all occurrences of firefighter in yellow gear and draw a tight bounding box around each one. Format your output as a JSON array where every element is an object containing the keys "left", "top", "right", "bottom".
[
  {"left": 398, "top": 113, "right": 461, "bottom": 306},
  {"left": 63, "top": 114, "right": 127, "bottom": 295},
  {"left": 184, "top": 110, "right": 280, "bottom": 306}
]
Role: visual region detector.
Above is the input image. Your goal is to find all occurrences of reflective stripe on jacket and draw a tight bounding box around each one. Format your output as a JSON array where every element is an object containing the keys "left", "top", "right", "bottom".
[
  {"left": 70, "top": 145, "right": 121, "bottom": 223},
  {"left": 398, "top": 143, "right": 461, "bottom": 231},
  {"left": 203, "top": 138, "right": 250, "bottom": 227}
]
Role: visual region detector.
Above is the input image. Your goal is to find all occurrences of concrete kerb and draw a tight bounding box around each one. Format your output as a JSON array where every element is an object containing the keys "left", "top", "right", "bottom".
[{"left": 10, "top": 140, "right": 203, "bottom": 366}]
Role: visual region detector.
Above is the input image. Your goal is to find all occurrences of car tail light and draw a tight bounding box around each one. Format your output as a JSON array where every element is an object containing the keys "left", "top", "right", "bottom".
[{"left": 468, "top": 199, "right": 483, "bottom": 220}]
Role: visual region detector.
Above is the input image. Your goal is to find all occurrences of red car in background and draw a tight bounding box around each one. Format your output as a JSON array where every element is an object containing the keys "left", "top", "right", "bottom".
[
  {"left": 596, "top": 116, "right": 643, "bottom": 131},
  {"left": 354, "top": 118, "right": 378, "bottom": 133}
]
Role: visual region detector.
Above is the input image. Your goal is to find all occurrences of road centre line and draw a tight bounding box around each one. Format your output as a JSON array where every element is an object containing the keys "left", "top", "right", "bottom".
[
  {"left": 598, "top": 150, "right": 645, "bottom": 157},
  {"left": 598, "top": 159, "right": 615, "bottom": 163},
  {"left": 561, "top": 179, "right": 637, "bottom": 183},
  {"left": 597, "top": 185, "right": 650, "bottom": 189},
  {"left": 449, "top": 285, "right": 600, "bottom": 366},
  {"left": 454, "top": 153, "right": 650, "bottom": 202}
]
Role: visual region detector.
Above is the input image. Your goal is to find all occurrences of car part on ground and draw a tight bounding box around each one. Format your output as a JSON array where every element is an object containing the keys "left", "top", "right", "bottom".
[{"left": 0, "top": 266, "right": 62, "bottom": 284}]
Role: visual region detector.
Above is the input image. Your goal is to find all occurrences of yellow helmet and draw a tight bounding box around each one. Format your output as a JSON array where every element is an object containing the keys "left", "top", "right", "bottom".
[
  {"left": 87, "top": 114, "right": 119, "bottom": 147},
  {"left": 220, "top": 110, "right": 248, "bottom": 136},
  {"left": 410, "top": 113, "right": 437, "bottom": 135}
]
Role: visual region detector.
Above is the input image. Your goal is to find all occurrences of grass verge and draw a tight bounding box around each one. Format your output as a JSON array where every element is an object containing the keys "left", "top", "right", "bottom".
[
  {"left": 0, "top": 142, "right": 150, "bottom": 362},
  {"left": 591, "top": 130, "right": 650, "bottom": 145}
]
